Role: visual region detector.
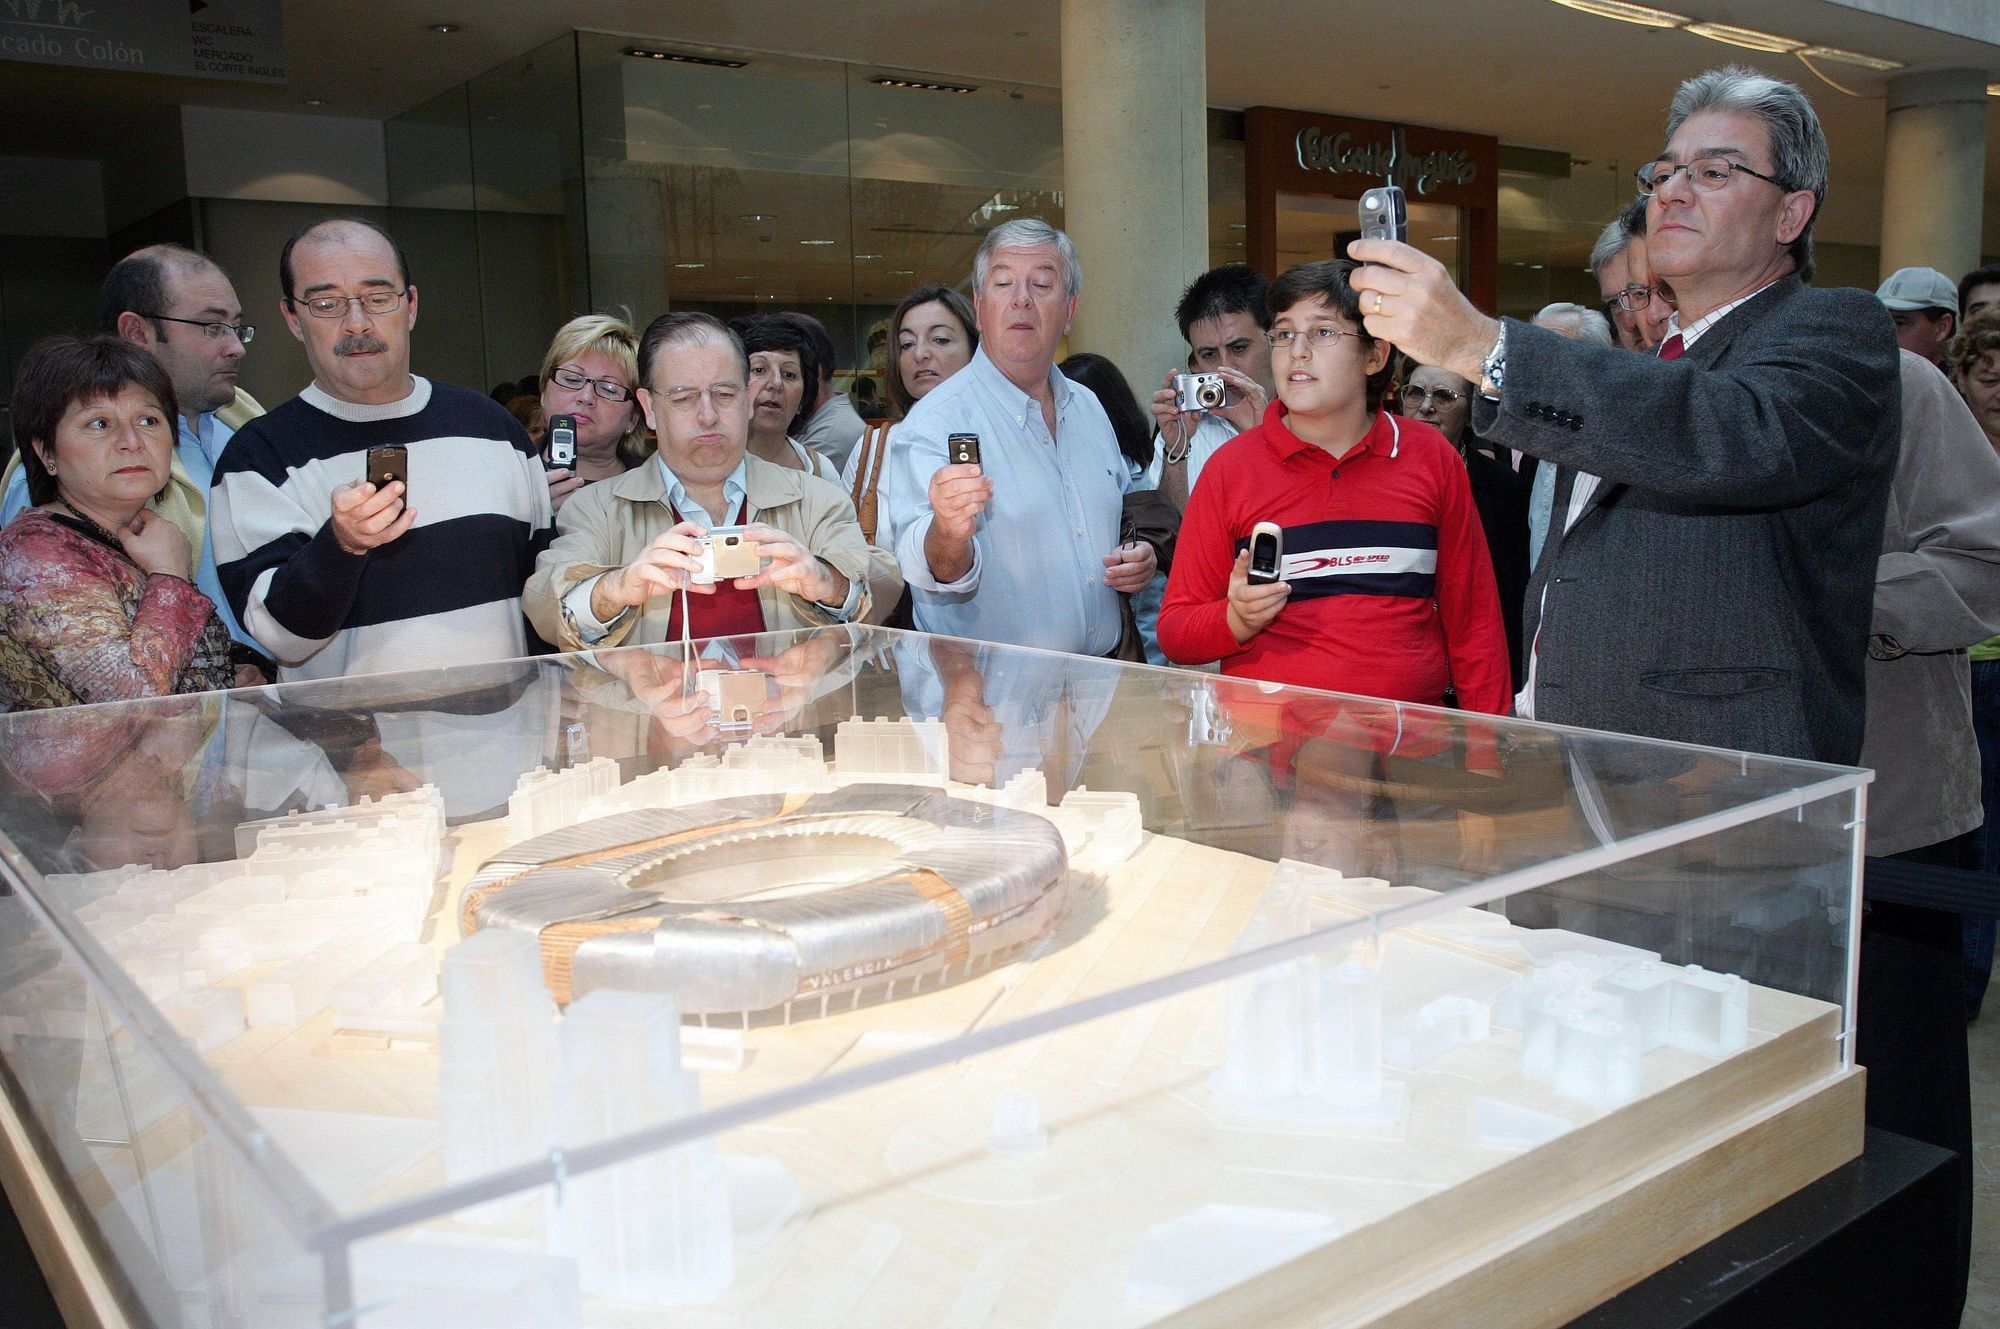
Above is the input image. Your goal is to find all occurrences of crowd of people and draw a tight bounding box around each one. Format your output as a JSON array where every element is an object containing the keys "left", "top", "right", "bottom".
[{"left": 0, "top": 61, "right": 1996, "bottom": 1319}]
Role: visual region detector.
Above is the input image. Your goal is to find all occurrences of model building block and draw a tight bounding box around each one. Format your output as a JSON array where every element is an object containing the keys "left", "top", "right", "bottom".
[
  {"left": 552, "top": 989, "right": 734, "bottom": 1304},
  {"left": 438, "top": 930, "right": 560, "bottom": 1207}
]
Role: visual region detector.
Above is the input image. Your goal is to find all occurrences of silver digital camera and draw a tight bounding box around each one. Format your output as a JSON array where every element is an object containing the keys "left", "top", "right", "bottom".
[
  {"left": 691, "top": 525, "right": 763, "bottom": 584},
  {"left": 1172, "top": 371, "right": 1227, "bottom": 412}
]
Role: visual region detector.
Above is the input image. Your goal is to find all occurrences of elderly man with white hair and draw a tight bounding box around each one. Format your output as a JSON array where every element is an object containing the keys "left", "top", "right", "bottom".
[{"left": 885, "top": 218, "right": 1155, "bottom": 654}]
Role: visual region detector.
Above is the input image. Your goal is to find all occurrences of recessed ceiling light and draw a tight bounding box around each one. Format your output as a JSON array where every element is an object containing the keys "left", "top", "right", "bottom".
[
  {"left": 1799, "top": 45, "right": 1901, "bottom": 70},
  {"left": 869, "top": 75, "right": 979, "bottom": 94},
  {"left": 673, "top": 262, "right": 706, "bottom": 269},
  {"left": 738, "top": 213, "right": 773, "bottom": 223},
  {"left": 891, "top": 269, "right": 916, "bottom": 275},
  {"left": 304, "top": 98, "right": 325, "bottom": 106},
  {"left": 854, "top": 253, "right": 882, "bottom": 260},
  {"left": 1685, "top": 21, "right": 1803, "bottom": 52},
  {"left": 623, "top": 46, "right": 748, "bottom": 68},
  {"left": 735, "top": 275, "right": 756, "bottom": 281},
  {"left": 426, "top": 22, "right": 464, "bottom": 34},
  {"left": 1228, "top": 222, "right": 1247, "bottom": 230},
  {"left": 1430, "top": 234, "right": 1458, "bottom": 242},
  {"left": 1547, "top": 0, "right": 1688, "bottom": 27},
  {"left": 800, "top": 239, "right": 836, "bottom": 246}
]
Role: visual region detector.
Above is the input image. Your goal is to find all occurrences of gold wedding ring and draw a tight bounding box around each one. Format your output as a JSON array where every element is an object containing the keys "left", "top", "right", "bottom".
[{"left": 1372, "top": 291, "right": 1385, "bottom": 316}]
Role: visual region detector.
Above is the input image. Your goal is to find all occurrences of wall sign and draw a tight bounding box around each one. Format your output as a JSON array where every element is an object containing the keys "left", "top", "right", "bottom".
[
  {"left": 1294, "top": 125, "right": 1477, "bottom": 195},
  {"left": 0, "top": 0, "right": 285, "bottom": 83}
]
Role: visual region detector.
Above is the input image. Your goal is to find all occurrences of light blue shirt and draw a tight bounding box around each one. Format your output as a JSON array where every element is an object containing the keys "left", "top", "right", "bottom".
[
  {"left": 886, "top": 346, "right": 1131, "bottom": 656},
  {"left": 1, "top": 410, "right": 253, "bottom": 650},
  {"left": 563, "top": 453, "right": 858, "bottom": 641}
]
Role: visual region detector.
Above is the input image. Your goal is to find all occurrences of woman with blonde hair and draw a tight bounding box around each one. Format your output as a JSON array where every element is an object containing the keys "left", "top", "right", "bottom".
[{"left": 537, "top": 313, "right": 651, "bottom": 513}]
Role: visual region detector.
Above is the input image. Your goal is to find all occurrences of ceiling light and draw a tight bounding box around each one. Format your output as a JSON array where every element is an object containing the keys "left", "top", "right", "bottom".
[
  {"left": 869, "top": 75, "right": 979, "bottom": 94},
  {"left": 1547, "top": 0, "right": 1688, "bottom": 28},
  {"left": 799, "top": 239, "right": 835, "bottom": 246},
  {"left": 853, "top": 253, "right": 882, "bottom": 260},
  {"left": 1799, "top": 45, "right": 1901, "bottom": 71},
  {"left": 304, "top": 98, "right": 325, "bottom": 106},
  {"left": 623, "top": 46, "right": 748, "bottom": 68},
  {"left": 673, "top": 262, "right": 706, "bottom": 269},
  {"left": 891, "top": 269, "right": 915, "bottom": 275},
  {"left": 426, "top": 22, "right": 464, "bottom": 34},
  {"left": 1685, "top": 21, "right": 1803, "bottom": 53},
  {"left": 735, "top": 275, "right": 756, "bottom": 281},
  {"left": 1430, "top": 234, "right": 1459, "bottom": 242},
  {"left": 738, "top": 214, "right": 773, "bottom": 223}
]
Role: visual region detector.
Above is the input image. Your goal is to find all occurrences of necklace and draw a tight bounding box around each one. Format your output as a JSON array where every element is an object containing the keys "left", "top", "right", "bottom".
[{"left": 54, "top": 501, "right": 126, "bottom": 548}]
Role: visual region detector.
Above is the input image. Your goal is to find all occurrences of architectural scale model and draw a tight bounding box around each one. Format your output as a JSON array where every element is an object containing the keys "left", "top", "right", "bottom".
[{"left": 0, "top": 712, "right": 1847, "bottom": 1329}]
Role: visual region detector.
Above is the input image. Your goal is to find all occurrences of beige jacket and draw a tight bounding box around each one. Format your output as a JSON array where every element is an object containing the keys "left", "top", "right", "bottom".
[{"left": 524, "top": 454, "right": 903, "bottom": 650}]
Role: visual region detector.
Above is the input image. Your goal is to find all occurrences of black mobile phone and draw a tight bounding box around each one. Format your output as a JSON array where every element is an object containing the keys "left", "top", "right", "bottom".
[
  {"left": 1248, "top": 520, "right": 1284, "bottom": 584},
  {"left": 546, "top": 414, "right": 577, "bottom": 469},
  {"left": 948, "top": 433, "right": 981, "bottom": 467},
  {"left": 1359, "top": 185, "right": 1408, "bottom": 245},
  {"left": 366, "top": 444, "right": 407, "bottom": 490}
]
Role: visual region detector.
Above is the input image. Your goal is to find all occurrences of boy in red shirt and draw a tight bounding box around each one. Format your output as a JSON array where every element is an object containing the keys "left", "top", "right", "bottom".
[{"left": 1159, "top": 259, "right": 1509, "bottom": 717}]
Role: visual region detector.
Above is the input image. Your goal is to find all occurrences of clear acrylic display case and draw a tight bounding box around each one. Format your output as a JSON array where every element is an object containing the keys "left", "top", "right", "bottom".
[{"left": 0, "top": 626, "right": 1868, "bottom": 1328}]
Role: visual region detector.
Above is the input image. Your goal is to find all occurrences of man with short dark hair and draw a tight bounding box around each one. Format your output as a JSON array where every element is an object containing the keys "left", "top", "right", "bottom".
[
  {"left": 1958, "top": 262, "right": 2000, "bottom": 322},
  {"left": 783, "top": 311, "right": 867, "bottom": 470},
  {"left": 209, "top": 218, "right": 553, "bottom": 682},
  {"left": 524, "top": 311, "right": 897, "bottom": 650},
  {"left": 1146, "top": 264, "right": 1277, "bottom": 511},
  {"left": 0, "top": 244, "right": 268, "bottom": 677},
  {"left": 1878, "top": 267, "right": 1958, "bottom": 366}
]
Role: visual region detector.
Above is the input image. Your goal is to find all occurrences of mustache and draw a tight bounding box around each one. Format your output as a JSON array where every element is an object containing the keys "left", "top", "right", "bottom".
[{"left": 334, "top": 333, "right": 389, "bottom": 356}]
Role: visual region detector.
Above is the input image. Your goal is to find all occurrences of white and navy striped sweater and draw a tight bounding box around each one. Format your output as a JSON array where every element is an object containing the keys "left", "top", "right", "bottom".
[{"left": 210, "top": 378, "right": 554, "bottom": 683}]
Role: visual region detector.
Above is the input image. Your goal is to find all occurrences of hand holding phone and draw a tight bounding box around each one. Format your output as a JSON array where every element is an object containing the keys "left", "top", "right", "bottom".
[
  {"left": 1247, "top": 520, "right": 1284, "bottom": 584},
  {"left": 366, "top": 444, "right": 407, "bottom": 491}
]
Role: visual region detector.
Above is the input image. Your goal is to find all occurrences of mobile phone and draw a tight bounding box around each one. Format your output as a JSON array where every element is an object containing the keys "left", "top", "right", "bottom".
[
  {"left": 366, "top": 444, "right": 407, "bottom": 491},
  {"left": 1248, "top": 521, "right": 1284, "bottom": 584},
  {"left": 948, "top": 433, "right": 981, "bottom": 467},
  {"left": 546, "top": 414, "right": 577, "bottom": 469},
  {"left": 1359, "top": 185, "right": 1408, "bottom": 245}
]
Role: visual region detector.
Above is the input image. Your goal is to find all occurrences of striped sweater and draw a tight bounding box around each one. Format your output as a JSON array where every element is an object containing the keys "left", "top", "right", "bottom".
[{"left": 210, "top": 377, "right": 553, "bottom": 684}]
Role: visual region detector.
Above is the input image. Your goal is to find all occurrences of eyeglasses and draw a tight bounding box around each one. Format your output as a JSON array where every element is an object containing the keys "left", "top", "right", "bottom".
[
  {"left": 548, "top": 366, "right": 634, "bottom": 402},
  {"left": 290, "top": 289, "right": 410, "bottom": 319},
  {"left": 1608, "top": 284, "right": 1673, "bottom": 313},
  {"left": 1400, "top": 384, "right": 1467, "bottom": 409},
  {"left": 660, "top": 384, "right": 745, "bottom": 413},
  {"left": 144, "top": 313, "right": 255, "bottom": 344},
  {"left": 1635, "top": 156, "right": 1788, "bottom": 197},
  {"left": 1266, "top": 326, "right": 1364, "bottom": 351}
]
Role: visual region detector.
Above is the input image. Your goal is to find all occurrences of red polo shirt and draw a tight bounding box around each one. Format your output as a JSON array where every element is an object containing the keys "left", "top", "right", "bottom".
[{"left": 1158, "top": 402, "right": 1509, "bottom": 716}]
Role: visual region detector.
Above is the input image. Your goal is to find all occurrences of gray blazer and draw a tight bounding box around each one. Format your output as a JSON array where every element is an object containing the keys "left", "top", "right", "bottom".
[{"left": 1474, "top": 276, "right": 1901, "bottom": 764}]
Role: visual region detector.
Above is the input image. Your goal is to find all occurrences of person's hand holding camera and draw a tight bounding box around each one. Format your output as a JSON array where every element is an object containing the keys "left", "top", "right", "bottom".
[
  {"left": 591, "top": 519, "right": 711, "bottom": 622},
  {"left": 1225, "top": 547, "right": 1290, "bottom": 644},
  {"left": 923, "top": 454, "right": 992, "bottom": 583},
  {"left": 734, "top": 522, "right": 848, "bottom": 607},
  {"left": 545, "top": 467, "right": 584, "bottom": 514},
  {"left": 1208, "top": 365, "right": 1268, "bottom": 433},
  {"left": 330, "top": 479, "right": 414, "bottom": 556}
]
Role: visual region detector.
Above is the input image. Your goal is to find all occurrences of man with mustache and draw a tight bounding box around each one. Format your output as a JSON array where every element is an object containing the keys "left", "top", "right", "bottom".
[{"left": 209, "top": 218, "right": 553, "bottom": 682}]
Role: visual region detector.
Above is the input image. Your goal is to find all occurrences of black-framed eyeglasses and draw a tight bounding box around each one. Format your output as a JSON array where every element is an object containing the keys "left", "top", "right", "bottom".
[
  {"left": 1608, "top": 284, "right": 1673, "bottom": 313},
  {"left": 1266, "top": 326, "right": 1364, "bottom": 350},
  {"left": 144, "top": 313, "right": 255, "bottom": 344},
  {"left": 1635, "top": 156, "right": 1788, "bottom": 197},
  {"left": 548, "top": 366, "right": 634, "bottom": 403},
  {"left": 1400, "top": 384, "right": 1467, "bottom": 409},
  {"left": 289, "top": 289, "right": 410, "bottom": 319}
]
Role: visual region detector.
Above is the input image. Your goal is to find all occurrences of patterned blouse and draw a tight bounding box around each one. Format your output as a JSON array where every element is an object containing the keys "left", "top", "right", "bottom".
[{"left": 0, "top": 510, "right": 232, "bottom": 712}]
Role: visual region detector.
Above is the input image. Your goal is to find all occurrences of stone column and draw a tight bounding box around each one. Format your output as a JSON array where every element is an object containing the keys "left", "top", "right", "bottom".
[
  {"left": 1879, "top": 68, "right": 1988, "bottom": 282},
  {"left": 1060, "top": 0, "right": 1208, "bottom": 391}
]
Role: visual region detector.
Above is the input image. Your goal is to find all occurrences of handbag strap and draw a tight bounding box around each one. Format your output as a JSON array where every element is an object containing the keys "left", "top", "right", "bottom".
[{"left": 851, "top": 420, "right": 893, "bottom": 543}]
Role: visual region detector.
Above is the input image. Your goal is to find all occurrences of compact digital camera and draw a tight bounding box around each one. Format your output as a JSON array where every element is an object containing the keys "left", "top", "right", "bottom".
[
  {"left": 691, "top": 526, "right": 763, "bottom": 584},
  {"left": 1172, "top": 372, "right": 1227, "bottom": 412},
  {"left": 697, "top": 669, "right": 768, "bottom": 729}
]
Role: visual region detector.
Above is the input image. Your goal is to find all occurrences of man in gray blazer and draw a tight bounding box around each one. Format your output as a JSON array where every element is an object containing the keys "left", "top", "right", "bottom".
[{"left": 1349, "top": 66, "right": 1899, "bottom": 767}]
